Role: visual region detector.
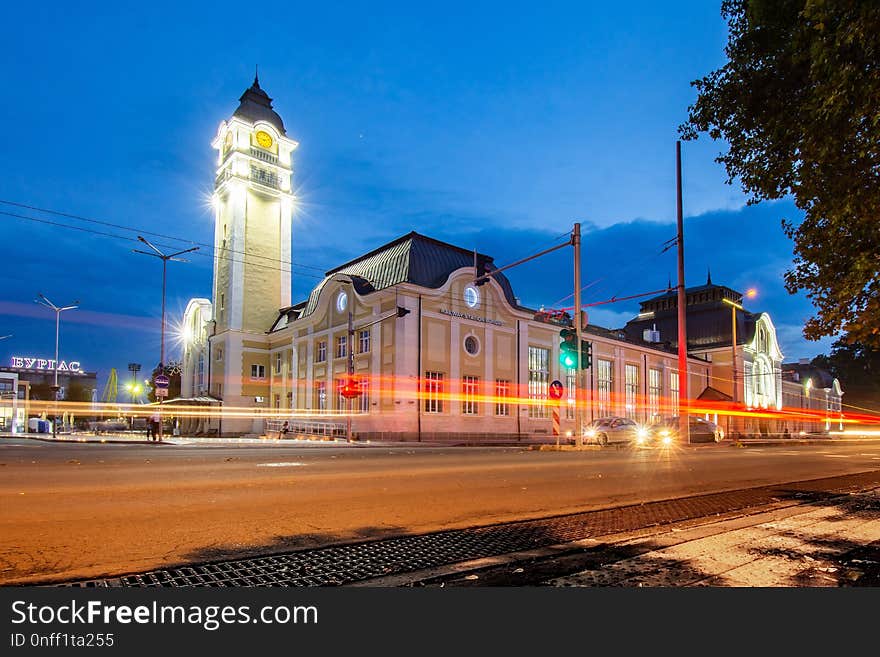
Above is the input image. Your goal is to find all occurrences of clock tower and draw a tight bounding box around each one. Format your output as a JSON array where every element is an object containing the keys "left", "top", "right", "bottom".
[{"left": 211, "top": 74, "right": 297, "bottom": 333}]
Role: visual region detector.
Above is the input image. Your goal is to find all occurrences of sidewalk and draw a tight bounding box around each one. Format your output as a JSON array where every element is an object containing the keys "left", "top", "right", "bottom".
[
  {"left": 546, "top": 487, "right": 880, "bottom": 587},
  {"left": 391, "top": 484, "right": 880, "bottom": 587}
]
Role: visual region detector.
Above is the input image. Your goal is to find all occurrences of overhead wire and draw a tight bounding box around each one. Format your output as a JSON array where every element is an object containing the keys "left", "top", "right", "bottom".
[
  {"left": 0, "top": 199, "right": 328, "bottom": 274},
  {"left": 0, "top": 207, "right": 326, "bottom": 281}
]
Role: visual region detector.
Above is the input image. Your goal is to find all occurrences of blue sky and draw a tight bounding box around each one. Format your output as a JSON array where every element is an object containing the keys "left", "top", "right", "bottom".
[{"left": 0, "top": 1, "right": 834, "bottom": 388}]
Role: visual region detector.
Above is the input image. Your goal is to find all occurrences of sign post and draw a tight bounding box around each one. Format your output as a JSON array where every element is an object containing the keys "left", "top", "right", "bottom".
[
  {"left": 154, "top": 373, "right": 170, "bottom": 441},
  {"left": 549, "top": 379, "right": 564, "bottom": 447}
]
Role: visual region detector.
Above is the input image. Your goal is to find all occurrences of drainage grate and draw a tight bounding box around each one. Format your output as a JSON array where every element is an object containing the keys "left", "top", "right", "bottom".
[{"left": 64, "top": 470, "right": 880, "bottom": 587}]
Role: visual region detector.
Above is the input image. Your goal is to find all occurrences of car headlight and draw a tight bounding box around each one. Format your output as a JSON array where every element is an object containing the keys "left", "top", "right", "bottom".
[
  {"left": 585, "top": 429, "right": 597, "bottom": 438},
  {"left": 661, "top": 435, "right": 672, "bottom": 445},
  {"left": 636, "top": 427, "right": 649, "bottom": 440}
]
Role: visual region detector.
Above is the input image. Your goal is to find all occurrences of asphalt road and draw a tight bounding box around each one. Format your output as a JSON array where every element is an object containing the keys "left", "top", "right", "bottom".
[{"left": 1, "top": 438, "right": 879, "bottom": 584}]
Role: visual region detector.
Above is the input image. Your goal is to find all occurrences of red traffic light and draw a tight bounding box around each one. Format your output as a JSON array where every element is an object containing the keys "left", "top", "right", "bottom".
[{"left": 340, "top": 377, "right": 361, "bottom": 399}]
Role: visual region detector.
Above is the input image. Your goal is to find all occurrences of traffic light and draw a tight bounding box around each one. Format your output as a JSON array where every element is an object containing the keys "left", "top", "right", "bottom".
[
  {"left": 340, "top": 376, "right": 361, "bottom": 399},
  {"left": 559, "top": 328, "right": 578, "bottom": 368},
  {"left": 580, "top": 339, "right": 592, "bottom": 369}
]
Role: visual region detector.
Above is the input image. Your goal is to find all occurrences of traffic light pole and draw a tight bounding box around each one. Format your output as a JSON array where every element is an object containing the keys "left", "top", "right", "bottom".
[
  {"left": 573, "top": 223, "right": 584, "bottom": 446},
  {"left": 347, "top": 306, "right": 354, "bottom": 443}
]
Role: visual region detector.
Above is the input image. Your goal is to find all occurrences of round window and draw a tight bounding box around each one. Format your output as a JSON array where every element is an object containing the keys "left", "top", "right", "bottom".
[
  {"left": 464, "top": 285, "right": 480, "bottom": 309},
  {"left": 464, "top": 335, "right": 480, "bottom": 356},
  {"left": 336, "top": 291, "right": 348, "bottom": 313}
]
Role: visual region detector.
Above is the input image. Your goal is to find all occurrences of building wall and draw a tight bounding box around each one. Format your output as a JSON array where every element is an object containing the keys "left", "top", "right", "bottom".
[{"left": 253, "top": 268, "right": 715, "bottom": 440}]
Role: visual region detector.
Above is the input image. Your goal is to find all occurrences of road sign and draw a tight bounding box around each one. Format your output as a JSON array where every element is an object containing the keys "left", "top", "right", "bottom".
[
  {"left": 155, "top": 387, "right": 168, "bottom": 398},
  {"left": 154, "top": 374, "right": 169, "bottom": 389},
  {"left": 549, "top": 379, "right": 564, "bottom": 400}
]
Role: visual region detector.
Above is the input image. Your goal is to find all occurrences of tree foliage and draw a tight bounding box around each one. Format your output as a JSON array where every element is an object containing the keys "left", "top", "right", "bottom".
[
  {"left": 812, "top": 339, "right": 880, "bottom": 410},
  {"left": 681, "top": 0, "right": 880, "bottom": 346}
]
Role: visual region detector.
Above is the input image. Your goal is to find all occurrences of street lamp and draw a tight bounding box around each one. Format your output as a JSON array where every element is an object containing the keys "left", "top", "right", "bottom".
[
  {"left": 721, "top": 296, "right": 745, "bottom": 438},
  {"left": 134, "top": 236, "right": 198, "bottom": 441},
  {"left": 35, "top": 294, "right": 78, "bottom": 439}
]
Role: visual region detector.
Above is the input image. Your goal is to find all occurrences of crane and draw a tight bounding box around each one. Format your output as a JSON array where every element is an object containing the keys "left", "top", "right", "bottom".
[{"left": 101, "top": 368, "right": 118, "bottom": 404}]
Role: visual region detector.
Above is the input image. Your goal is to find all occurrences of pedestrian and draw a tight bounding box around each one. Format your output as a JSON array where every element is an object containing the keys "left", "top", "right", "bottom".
[
  {"left": 149, "top": 411, "right": 161, "bottom": 441},
  {"left": 279, "top": 420, "right": 289, "bottom": 440}
]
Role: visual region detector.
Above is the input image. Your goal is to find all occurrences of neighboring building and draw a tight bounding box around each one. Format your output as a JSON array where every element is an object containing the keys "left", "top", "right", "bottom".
[
  {"left": 0, "top": 371, "right": 28, "bottom": 433},
  {"left": 624, "top": 275, "right": 843, "bottom": 435},
  {"left": 781, "top": 362, "right": 844, "bottom": 433},
  {"left": 180, "top": 79, "right": 842, "bottom": 438},
  {"left": 0, "top": 358, "right": 97, "bottom": 403}
]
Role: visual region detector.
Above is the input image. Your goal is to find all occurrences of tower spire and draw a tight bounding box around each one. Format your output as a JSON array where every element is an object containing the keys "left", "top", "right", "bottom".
[
  {"left": 707, "top": 267, "right": 712, "bottom": 286},
  {"left": 254, "top": 64, "right": 260, "bottom": 87}
]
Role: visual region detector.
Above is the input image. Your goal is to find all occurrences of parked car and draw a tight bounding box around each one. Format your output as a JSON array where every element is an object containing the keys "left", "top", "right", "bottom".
[
  {"left": 649, "top": 416, "right": 725, "bottom": 445},
  {"left": 584, "top": 416, "right": 651, "bottom": 446}
]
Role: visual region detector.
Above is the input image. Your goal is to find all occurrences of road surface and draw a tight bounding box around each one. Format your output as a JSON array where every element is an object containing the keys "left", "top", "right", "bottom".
[{"left": 1, "top": 437, "right": 879, "bottom": 584}]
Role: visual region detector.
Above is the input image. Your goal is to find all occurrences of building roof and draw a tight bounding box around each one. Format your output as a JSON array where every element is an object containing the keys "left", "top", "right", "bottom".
[
  {"left": 276, "top": 231, "right": 525, "bottom": 326},
  {"left": 624, "top": 278, "right": 760, "bottom": 350},
  {"left": 232, "top": 75, "right": 286, "bottom": 135}
]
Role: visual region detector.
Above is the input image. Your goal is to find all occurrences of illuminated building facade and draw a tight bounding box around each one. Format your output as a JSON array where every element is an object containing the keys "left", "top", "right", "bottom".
[{"left": 180, "top": 80, "right": 842, "bottom": 438}]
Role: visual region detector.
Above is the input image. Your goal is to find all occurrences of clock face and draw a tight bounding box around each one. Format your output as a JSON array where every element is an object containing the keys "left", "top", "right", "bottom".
[
  {"left": 255, "top": 130, "right": 273, "bottom": 149},
  {"left": 464, "top": 285, "right": 480, "bottom": 309}
]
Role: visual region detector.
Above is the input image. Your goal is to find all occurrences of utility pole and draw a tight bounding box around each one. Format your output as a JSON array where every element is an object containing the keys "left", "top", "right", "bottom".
[
  {"left": 347, "top": 304, "right": 354, "bottom": 443},
  {"left": 573, "top": 223, "right": 583, "bottom": 445},
  {"left": 134, "top": 236, "right": 198, "bottom": 442},
  {"left": 35, "top": 294, "right": 78, "bottom": 439},
  {"left": 676, "top": 141, "right": 689, "bottom": 444}
]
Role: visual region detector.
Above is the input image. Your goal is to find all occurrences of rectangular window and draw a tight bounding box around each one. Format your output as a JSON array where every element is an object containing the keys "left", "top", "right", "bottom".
[
  {"left": 597, "top": 359, "right": 613, "bottom": 418},
  {"left": 624, "top": 364, "right": 639, "bottom": 420},
  {"left": 216, "top": 348, "right": 223, "bottom": 361},
  {"left": 197, "top": 353, "right": 205, "bottom": 389},
  {"left": 316, "top": 340, "right": 327, "bottom": 363},
  {"left": 336, "top": 335, "right": 347, "bottom": 359},
  {"left": 670, "top": 372, "right": 680, "bottom": 415},
  {"left": 286, "top": 391, "right": 293, "bottom": 409},
  {"left": 274, "top": 353, "right": 282, "bottom": 375},
  {"left": 358, "top": 379, "right": 370, "bottom": 413},
  {"left": 251, "top": 364, "right": 265, "bottom": 379},
  {"left": 462, "top": 376, "right": 479, "bottom": 415},
  {"left": 565, "top": 368, "right": 576, "bottom": 420},
  {"left": 495, "top": 379, "right": 511, "bottom": 416},
  {"left": 528, "top": 346, "right": 549, "bottom": 419},
  {"left": 316, "top": 381, "right": 327, "bottom": 412},
  {"left": 274, "top": 394, "right": 280, "bottom": 410},
  {"left": 425, "top": 372, "right": 444, "bottom": 413},
  {"left": 358, "top": 329, "right": 371, "bottom": 354},
  {"left": 648, "top": 368, "right": 662, "bottom": 421}
]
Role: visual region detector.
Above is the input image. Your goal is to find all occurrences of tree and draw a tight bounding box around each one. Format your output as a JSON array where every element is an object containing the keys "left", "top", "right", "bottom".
[
  {"left": 812, "top": 340, "right": 880, "bottom": 411},
  {"left": 681, "top": 0, "right": 880, "bottom": 347}
]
